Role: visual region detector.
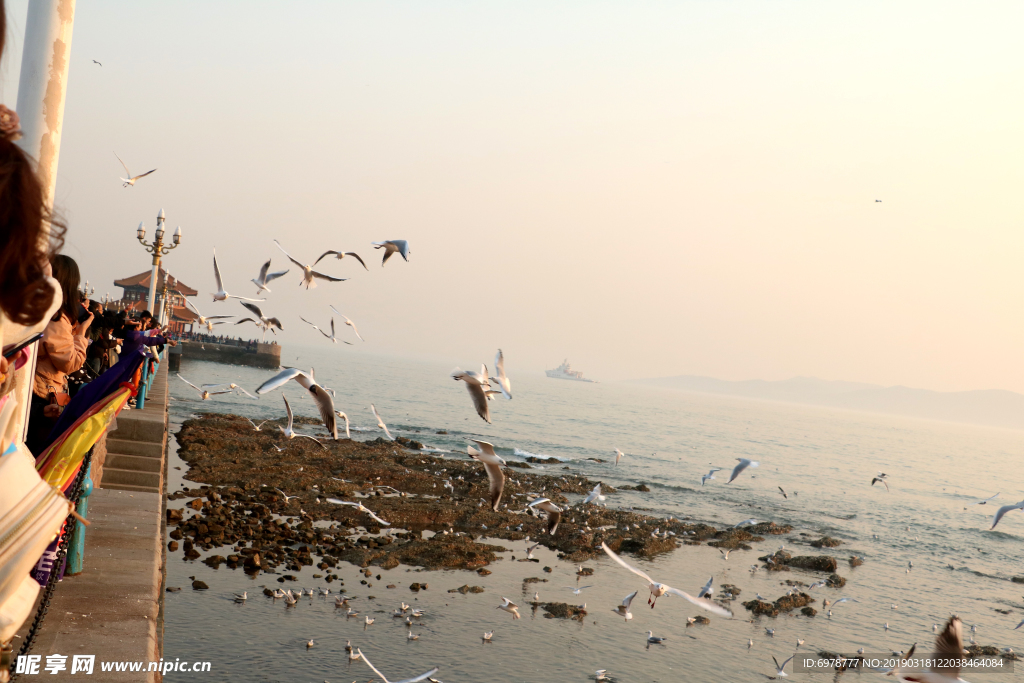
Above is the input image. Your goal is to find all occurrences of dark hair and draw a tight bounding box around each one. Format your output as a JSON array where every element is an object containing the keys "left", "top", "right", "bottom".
[
  {"left": 50, "top": 254, "right": 80, "bottom": 322},
  {"left": 0, "top": 138, "right": 66, "bottom": 325},
  {"left": 140, "top": 310, "right": 153, "bottom": 320}
]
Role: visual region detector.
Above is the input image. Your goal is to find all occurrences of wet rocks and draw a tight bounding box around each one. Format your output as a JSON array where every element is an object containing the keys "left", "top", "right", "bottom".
[
  {"left": 759, "top": 550, "right": 838, "bottom": 573},
  {"left": 687, "top": 616, "right": 711, "bottom": 626},
  {"left": 167, "top": 541, "right": 179, "bottom": 552},
  {"left": 617, "top": 484, "right": 651, "bottom": 492},
  {"left": 849, "top": 556, "right": 864, "bottom": 567},
  {"left": 166, "top": 587, "right": 181, "bottom": 592},
  {"left": 1011, "top": 577, "right": 1024, "bottom": 584},
  {"left": 202, "top": 555, "right": 226, "bottom": 569},
  {"left": 448, "top": 585, "right": 485, "bottom": 594},
  {"left": 743, "top": 592, "right": 814, "bottom": 617},
  {"left": 191, "top": 580, "right": 209, "bottom": 590},
  {"left": 540, "top": 602, "right": 587, "bottom": 621},
  {"left": 801, "top": 607, "right": 817, "bottom": 617},
  {"left": 525, "top": 456, "right": 562, "bottom": 464},
  {"left": 810, "top": 536, "right": 843, "bottom": 548},
  {"left": 409, "top": 582, "right": 428, "bottom": 592},
  {"left": 825, "top": 573, "right": 846, "bottom": 588},
  {"left": 522, "top": 577, "right": 548, "bottom": 584}
]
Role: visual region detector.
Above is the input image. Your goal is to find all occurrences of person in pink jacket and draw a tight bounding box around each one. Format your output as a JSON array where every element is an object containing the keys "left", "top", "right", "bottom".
[{"left": 26, "top": 255, "right": 92, "bottom": 455}]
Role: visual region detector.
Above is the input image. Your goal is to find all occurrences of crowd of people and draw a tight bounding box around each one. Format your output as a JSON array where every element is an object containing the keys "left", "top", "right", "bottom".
[{"left": 172, "top": 331, "right": 268, "bottom": 348}]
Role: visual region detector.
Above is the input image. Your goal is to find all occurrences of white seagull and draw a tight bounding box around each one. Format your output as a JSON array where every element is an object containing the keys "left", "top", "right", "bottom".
[
  {"left": 276, "top": 395, "right": 328, "bottom": 450},
  {"left": 256, "top": 367, "right": 338, "bottom": 439},
  {"left": 355, "top": 648, "right": 438, "bottom": 683},
  {"left": 614, "top": 449, "right": 625, "bottom": 466},
  {"left": 973, "top": 493, "right": 999, "bottom": 505},
  {"left": 697, "top": 576, "right": 713, "bottom": 599},
  {"left": 177, "top": 374, "right": 233, "bottom": 400},
  {"left": 896, "top": 617, "right": 970, "bottom": 682},
  {"left": 250, "top": 259, "right": 290, "bottom": 295},
  {"left": 583, "top": 483, "right": 605, "bottom": 505},
  {"left": 489, "top": 349, "right": 512, "bottom": 399},
  {"left": 210, "top": 250, "right": 265, "bottom": 303},
  {"left": 240, "top": 301, "right": 283, "bottom": 336},
  {"left": 334, "top": 411, "right": 351, "bottom": 439},
  {"left": 771, "top": 655, "right": 795, "bottom": 678},
  {"left": 989, "top": 500, "right": 1024, "bottom": 530},
  {"left": 600, "top": 542, "right": 733, "bottom": 615},
  {"left": 114, "top": 152, "right": 156, "bottom": 187},
  {"left": 727, "top": 458, "right": 759, "bottom": 483},
  {"left": 646, "top": 631, "right": 666, "bottom": 645},
  {"left": 611, "top": 590, "right": 638, "bottom": 621},
  {"left": 274, "top": 239, "right": 348, "bottom": 289},
  {"left": 372, "top": 240, "right": 410, "bottom": 266},
  {"left": 181, "top": 298, "right": 232, "bottom": 332},
  {"left": 468, "top": 440, "right": 505, "bottom": 511},
  {"left": 313, "top": 249, "right": 368, "bottom": 270},
  {"left": 329, "top": 306, "right": 364, "bottom": 341},
  {"left": 300, "top": 316, "right": 351, "bottom": 345},
  {"left": 244, "top": 417, "right": 268, "bottom": 431},
  {"left": 370, "top": 404, "right": 394, "bottom": 440},
  {"left": 451, "top": 365, "right": 491, "bottom": 423},
  {"left": 326, "top": 498, "right": 391, "bottom": 526},
  {"left": 497, "top": 597, "right": 520, "bottom": 619},
  {"left": 701, "top": 468, "right": 722, "bottom": 486},
  {"left": 528, "top": 498, "right": 563, "bottom": 535}
]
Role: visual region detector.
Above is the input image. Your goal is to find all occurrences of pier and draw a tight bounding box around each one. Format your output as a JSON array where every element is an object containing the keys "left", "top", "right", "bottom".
[{"left": 168, "top": 340, "right": 281, "bottom": 371}]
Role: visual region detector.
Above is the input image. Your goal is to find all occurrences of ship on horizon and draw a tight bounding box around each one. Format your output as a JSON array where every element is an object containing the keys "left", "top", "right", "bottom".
[{"left": 545, "top": 359, "right": 597, "bottom": 383}]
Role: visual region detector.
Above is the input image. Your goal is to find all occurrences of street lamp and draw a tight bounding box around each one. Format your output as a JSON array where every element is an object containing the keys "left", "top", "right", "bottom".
[{"left": 136, "top": 208, "right": 182, "bottom": 315}]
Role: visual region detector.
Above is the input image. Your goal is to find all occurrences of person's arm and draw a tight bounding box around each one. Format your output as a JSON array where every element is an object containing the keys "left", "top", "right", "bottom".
[{"left": 42, "top": 315, "right": 88, "bottom": 373}]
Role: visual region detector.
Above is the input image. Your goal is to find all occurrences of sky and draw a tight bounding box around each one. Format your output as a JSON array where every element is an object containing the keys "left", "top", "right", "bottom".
[{"left": 2, "top": 1, "right": 1023, "bottom": 392}]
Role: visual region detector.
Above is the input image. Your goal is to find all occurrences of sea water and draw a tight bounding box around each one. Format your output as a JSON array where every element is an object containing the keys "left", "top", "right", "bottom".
[{"left": 161, "top": 347, "right": 1024, "bottom": 681}]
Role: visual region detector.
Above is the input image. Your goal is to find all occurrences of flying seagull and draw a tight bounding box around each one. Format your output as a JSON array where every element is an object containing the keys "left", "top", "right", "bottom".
[
  {"left": 277, "top": 395, "right": 328, "bottom": 450},
  {"left": 528, "top": 498, "right": 563, "bottom": 535},
  {"left": 176, "top": 374, "right": 233, "bottom": 400},
  {"left": 490, "top": 349, "right": 512, "bottom": 399},
  {"left": 92, "top": 59, "right": 102, "bottom": 66},
  {"left": 496, "top": 597, "right": 520, "bottom": 620},
  {"left": 250, "top": 259, "right": 289, "bottom": 294},
  {"left": 601, "top": 541, "right": 733, "bottom": 615},
  {"left": 611, "top": 590, "right": 638, "bottom": 621},
  {"left": 244, "top": 417, "right": 267, "bottom": 431},
  {"left": 727, "top": 458, "right": 759, "bottom": 483},
  {"left": 370, "top": 404, "right": 394, "bottom": 440},
  {"left": 452, "top": 365, "right": 491, "bottom": 423},
  {"left": 372, "top": 240, "right": 410, "bottom": 266},
  {"left": 973, "top": 493, "right": 999, "bottom": 506},
  {"left": 334, "top": 411, "right": 351, "bottom": 439},
  {"left": 701, "top": 468, "right": 721, "bottom": 486},
  {"left": 778, "top": 487, "right": 788, "bottom": 500},
  {"left": 114, "top": 152, "right": 156, "bottom": 187},
  {"left": 583, "top": 483, "right": 605, "bottom": 505},
  {"left": 614, "top": 448, "right": 625, "bottom": 466},
  {"left": 313, "top": 249, "right": 368, "bottom": 270},
  {"left": 771, "top": 655, "right": 795, "bottom": 678},
  {"left": 327, "top": 498, "right": 390, "bottom": 526},
  {"left": 871, "top": 474, "right": 890, "bottom": 492},
  {"left": 274, "top": 239, "right": 347, "bottom": 289},
  {"left": 240, "top": 301, "right": 283, "bottom": 336},
  {"left": 300, "top": 316, "right": 351, "bottom": 345},
  {"left": 468, "top": 440, "right": 505, "bottom": 511},
  {"left": 355, "top": 648, "right": 437, "bottom": 683},
  {"left": 328, "top": 305, "right": 364, "bottom": 341},
  {"left": 897, "top": 617, "right": 969, "bottom": 682},
  {"left": 256, "top": 367, "right": 338, "bottom": 439},
  {"left": 210, "top": 250, "right": 265, "bottom": 303},
  {"left": 990, "top": 500, "right": 1024, "bottom": 530},
  {"left": 181, "top": 298, "right": 232, "bottom": 332}
]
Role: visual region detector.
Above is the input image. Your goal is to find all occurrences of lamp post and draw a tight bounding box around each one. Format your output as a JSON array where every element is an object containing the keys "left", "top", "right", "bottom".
[
  {"left": 136, "top": 208, "right": 182, "bottom": 314},
  {"left": 160, "top": 275, "right": 177, "bottom": 327}
]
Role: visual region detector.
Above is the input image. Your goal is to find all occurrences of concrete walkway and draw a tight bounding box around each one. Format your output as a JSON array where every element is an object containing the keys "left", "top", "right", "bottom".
[{"left": 13, "top": 361, "right": 168, "bottom": 680}]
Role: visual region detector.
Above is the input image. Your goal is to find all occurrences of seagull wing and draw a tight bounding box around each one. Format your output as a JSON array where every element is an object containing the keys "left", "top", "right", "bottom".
[
  {"left": 212, "top": 251, "right": 224, "bottom": 292},
  {"left": 392, "top": 669, "right": 439, "bottom": 683},
  {"left": 478, "top": 459, "right": 505, "bottom": 511},
  {"left": 621, "top": 590, "right": 638, "bottom": 609},
  {"left": 363, "top": 508, "right": 392, "bottom": 526},
  {"left": 295, "top": 433, "right": 329, "bottom": 451},
  {"left": 241, "top": 301, "right": 265, "bottom": 319},
  {"left": 470, "top": 439, "right": 499, "bottom": 459},
  {"left": 345, "top": 252, "right": 369, "bottom": 270},
  {"left": 462, "top": 382, "right": 491, "bottom": 423},
  {"left": 974, "top": 493, "right": 1000, "bottom": 504},
  {"left": 328, "top": 308, "right": 365, "bottom": 341},
  {"left": 777, "top": 655, "right": 795, "bottom": 673},
  {"left": 394, "top": 240, "right": 410, "bottom": 260},
  {"left": 990, "top": 502, "right": 1023, "bottom": 530},
  {"left": 256, "top": 367, "right": 304, "bottom": 395},
  {"left": 183, "top": 297, "right": 203, "bottom": 317},
  {"left": 114, "top": 151, "right": 131, "bottom": 177},
  {"left": 326, "top": 499, "right": 357, "bottom": 507},
  {"left": 265, "top": 269, "right": 289, "bottom": 283},
  {"left": 615, "top": 448, "right": 624, "bottom": 466},
  {"left": 225, "top": 294, "right": 266, "bottom": 302},
  {"left": 929, "top": 617, "right": 964, "bottom": 678},
  {"left": 698, "top": 576, "right": 713, "bottom": 597},
  {"left": 176, "top": 374, "right": 203, "bottom": 394},
  {"left": 600, "top": 542, "right": 656, "bottom": 584},
  {"left": 664, "top": 587, "right": 734, "bottom": 617},
  {"left": 310, "top": 269, "right": 347, "bottom": 282},
  {"left": 257, "top": 259, "right": 271, "bottom": 282},
  {"left": 355, "top": 650, "right": 391, "bottom": 683},
  {"left": 273, "top": 240, "right": 307, "bottom": 270},
  {"left": 727, "top": 459, "right": 751, "bottom": 483},
  {"left": 308, "top": 384, "right": 338, "bottom": 439},
  {"left": 282, "top": 394, "right": 294, "bottom": 431},
  {"left": 299, "top": 316, "right": 320, "bottom": 332},
  {"left": 370, "top": 404, "right": 393, "bottom": 439},
  {"left": 133, "top": 169, "right": 157, "bottom": 180},
  {"left": 313, "top": 250, "right": 342, "bottom": 266},
  {"left": 234, "top": 387, "right": 257, "bottom": 399}
]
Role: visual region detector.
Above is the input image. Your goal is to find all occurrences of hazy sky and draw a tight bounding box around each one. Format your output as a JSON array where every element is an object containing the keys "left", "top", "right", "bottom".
[{"left": 3, "top": 2, "right": 1022, "bottom": 392}]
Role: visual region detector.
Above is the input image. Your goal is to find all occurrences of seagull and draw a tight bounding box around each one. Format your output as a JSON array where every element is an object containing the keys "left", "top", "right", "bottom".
[
  {"left": 727, "top": 458, "right": 759, "bottom": 483},
  {"left": 355, "top": 648, "right": 438, "bottom": 683},
  {"left": 771, "top": 655, "right": 795, "bottom": 678},
  {"left": 240, "top": 301, "right": 284, "bottom": 335},
  {"left": 611, "top": 590, "right": 638, "bottom": 621},
  {"left": 300, "top": 316, "right": 351, "bottom": 345},
  {"left": 365, "top": 616, "right": 375, "bottom": 627},
  {"left": 595, "top": 670, "right": 607, "bottom": 681},
  {"left": 701, "top": 468, "right": 722, "bottom": 486},
  {"left": 734, "top": 519, "right": 758, "bottom": 528},
  {"left": 973, "top": 493, "right": 999, "bottom": 505},
  {"left": 646, "top": 631, "right": 666, "bottom": 645},
  {"left": 313, "top": 249, "right": 368, "bottom": 270},
  {"left": 274, "top": 240, "right": 347, "bottom": 289},
  {"left": 565, "top": 586, "right": 593, "bottom": 596},
  {"left": 614, "top": 449, "right": 625, "bottom": 466},
  {"left": 796, "top": 639, "right": 805, "bottom": 648},
  {"left": 497, "top": 597, "right": 520, "bottom": 619},
  {"left": 274, "top": 488, "right": 300, "bottom": 504},
  {"left": 273, "top": 395, "right": 327, "bottom": 449},
  {"left": 482, "top": 631, "right": 493, "bottom": 641},
  {"left": 233, "top": 591, "right": 247, "bottom": 603},
  {"left": 209, "top": 250, "right": 266, "bottom": 303},
  {"left": 467, "top": 440, "right": 505, "bottom": 511},
  {"left": 489, "top": 349, "right": 512, "bottom": 399},
  {"left": 326, "top": 498, "right": 391, "bottom": 526},
  {"left": 697, "top": 576, "right": 713, "bottom": 599},
  {"left": 181, "top": 298, "right": 232, "bottom": 332},
  {"left": 600, "top": 542, "right": 732, "bottom": 615},
  {"left": 306, "top": 639, "right": 315, "bottom": 649},
  {"left": 990, "top": 500, "right": 1024, "bottom": 530},
  {"left": 250, "top": 259, "right": 290, "bottom": 294},
  {"left": 451, "top": 365, "right": 491, "bottom": 423},
  {"left": 778, "top": 487, "right": 788, "bottom": 499},
  {"left": 583, "top": 483, "right": 605, "bottom": 505},
  {"left": 177, "top": 374, "right": 233, "bottom": 401},
  {"left": 244, "top": 417, "right": 268, "bottom": 431},
  {"left": 1014, "top": 618, "right": 1024, "bottom": 630},
  {"left": 114, "top": 152, "right": 156, "bottom": 187},
  {"left": 328, "top": 306, "right": 364, "bottom": 341},
  {"left": 407, "top": 631, "right": 420, "bottom": 641},
  {"left": 256, "top": 367, "right": 338, "bottom": 439},
  {"left": 92, "top": 59, "right": 102, "bottom": 66},
  {"left": 334, "top": 411, "right": 351, "bottom": 439},
  {"left": 871, "top": 476, "right": 890, "bottom": 491},
  {"left": 370, "top": 404, "right": 394, "bottom": 440},
  {"left": 898, "top": 617, "right": 969, "bottom": 682},
  {"left": 765, "top": 628, "right": 775, "bottom": 637},
  {"left": 831, "top": 597, "right": 860, "bottom": 607},
  {"left": 525, "top": 543, "right": 541, "bottom": 560},
  {"left": 371, "top": 240, "right": 410, "bottom": 266},
  {"left": 528, "top": 498, "right": 563, "bottom": 535},
  {"left": 719, "top": 549, "right": 731, "bottom": 560}
]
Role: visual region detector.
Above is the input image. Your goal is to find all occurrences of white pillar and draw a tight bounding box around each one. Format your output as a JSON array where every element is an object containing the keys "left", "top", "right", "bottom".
[
  {"left": 147, "top": 261, "right": 159, "bottom": 315},
  {"left": 11, "top": 0, "right": 77, "bottom": 443}
]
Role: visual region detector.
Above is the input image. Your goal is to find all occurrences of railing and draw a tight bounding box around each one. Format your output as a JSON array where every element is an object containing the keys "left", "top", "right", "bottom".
[{"left": 135, "top": 352, "right": 160, "bottom": 410}]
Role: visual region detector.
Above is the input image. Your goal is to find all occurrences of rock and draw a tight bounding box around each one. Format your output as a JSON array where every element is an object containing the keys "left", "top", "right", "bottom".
[
  {"left": 617, "top": 484, "right": 651, "bottom": 492},
  {"left": 720, "top": 584, "right": 741, "bottom": 597},
  {"left": 166, "top": 587, "right": 181, "bottom": 592},
  {"left": 448, "top": 585, "right": 485, "bottom": 594},
  {"left": 810, "top": 536, "right": 843, "bottom": 548},
  {"left": 849, "top": 556, "right": 864, "bottom": 567},
  {"left": 576, "top": 567, "right": 594, "bottom": 576},
  {"left": 526, "top": 456, "right": 562, "bottom": 464},
  {"left": 184, "top": 548, "right": 200, "bottom": 560},
  {"left": 540, "top": 602, "right": 588, "bottom": 621},
  {"left": 522, "top": 577, "right": 548, "bottom": 584},
  {"left": 966, "top": 645, "right": 1001, "bottom": 657},
  {"left": 436, "top": 430, "right": 448, "bottom": 434},
  {"left": 387, "top": 584, "right": 396, "bottom": 589},
  {"left": 742, "top": 592, "right": 813, "bottom": 617},
  {"left": 1011, "top": 577, "right": 1024, "bottom": 584},
  {"left": 825, "top": 573, "right": 846, "bottom": 588},
  {"left": 168, "top": 541, "right": 179, "bottom": 552},
  {"left": 169, "top": 529, "right": 183, "bottom": 540},
  {"left": 410, "top": 582, "right": 425, "bottom": 592},
  {"left": 202, "top": 555, "right": 225, "bottom": 568},
  {"left": 688, "top": 616, "right": 710, "bottom": 625},
  {"left": 801, "top": 607, "right": 817, "bottom": 617},
  {"left": 188, "top": 498, "right": 203, "bottom": 511},
  {"left": 244, "top": 553, "right": 262, "bottom": 570},
  {"left": 543, "top": 566, "right": 553, "bottom": 573},
  {"left": 192, "top": 580, "right": 209, "bottom": 590},
  {"left": 166, "top": 509, "right": 183, "bottom": 523},
  {"left": 506, "top": 461, "right": 531, "bottom": 469},
  {"left": 476, "top": 568, "right": 492, "bottom": 576},
  {"left": 263, "top": 588, "right": 275, "bottom": 597}
]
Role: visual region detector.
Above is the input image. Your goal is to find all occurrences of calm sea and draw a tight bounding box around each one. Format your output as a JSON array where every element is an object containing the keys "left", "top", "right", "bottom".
[{"left": 161, "top": 347, "right": 1024, "bottom": 682}]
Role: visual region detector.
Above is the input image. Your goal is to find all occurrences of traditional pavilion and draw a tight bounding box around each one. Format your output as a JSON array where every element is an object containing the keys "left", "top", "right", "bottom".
[{"left": 113, "top": 267, "right": 198, "bottom": 333}]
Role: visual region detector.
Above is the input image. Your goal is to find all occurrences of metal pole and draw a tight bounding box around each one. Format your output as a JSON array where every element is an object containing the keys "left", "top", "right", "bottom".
[
  {"left": 10, "top": 0, "right": 77, "bottom": 443},
  {"left": 146, "top": 256, "right": 160, "bottom": 314},
  {"left": 66, "top": 462, "right": 93, "bottom": 575}
]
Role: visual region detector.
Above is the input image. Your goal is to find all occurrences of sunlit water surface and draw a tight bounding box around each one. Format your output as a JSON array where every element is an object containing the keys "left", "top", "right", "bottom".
[{"left": 161, "top": 348, "right": 1024, "bottom": 682}]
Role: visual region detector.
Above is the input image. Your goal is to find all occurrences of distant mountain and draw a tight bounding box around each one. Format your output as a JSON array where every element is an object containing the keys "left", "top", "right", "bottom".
[{"left": 633, "top": 375, "right": 1024, "bottom": 431}]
